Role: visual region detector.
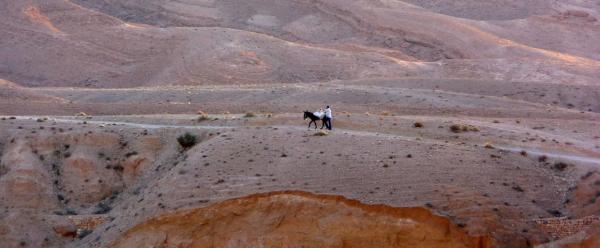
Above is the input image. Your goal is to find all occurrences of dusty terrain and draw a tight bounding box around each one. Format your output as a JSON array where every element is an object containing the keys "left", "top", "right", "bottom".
[{"left": 1, "top": 0, "right": 600, "bottom": 247}]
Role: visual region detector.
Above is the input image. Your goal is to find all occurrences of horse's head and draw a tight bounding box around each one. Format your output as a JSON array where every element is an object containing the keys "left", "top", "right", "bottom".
[{"left": 303, "top": 111, "right": 309, "bottom": 119}]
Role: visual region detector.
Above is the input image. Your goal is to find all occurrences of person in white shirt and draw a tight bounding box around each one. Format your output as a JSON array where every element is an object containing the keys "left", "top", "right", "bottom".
[
  {"left": 313, "top": 108, "right": 324, "bottom": 119},
  {"left": 324, "top": 106, "right": 332, "bottom": 130}
]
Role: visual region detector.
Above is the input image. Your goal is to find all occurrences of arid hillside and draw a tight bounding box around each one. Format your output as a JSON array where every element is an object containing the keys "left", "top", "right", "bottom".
[
  {"left": 1, "top": 1, "right": 600, "bottom": 248},
  {"left": 1, "top": 0, "right": 600, "bottom": 88}
]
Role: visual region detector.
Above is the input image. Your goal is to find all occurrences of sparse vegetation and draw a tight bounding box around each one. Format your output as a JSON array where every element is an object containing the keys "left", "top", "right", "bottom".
[
  {"left": 314, "top": 130, "right": 328, "bottom": 136},
  {"left": 197, "top": 114, "right": 210, "bottom": 122},
  {"left": 413, "top": 122, "right": 424, "bottom": 128},
  {"left": 93, "top": 202, "right": 112, "bottom": 214},
  {"left": 547, "top": 209, "right": 562, "bottom": 217},
  {"left": 77, "top": 229, "right": 93, "bottom": 239},
  {"left": 177, "top": 132, "right": 198, "bottom": 149},
  {"left": 450, "top": 124, "right": 479, "bottom": 133},
  {"left": 484, "top": 142, "right": 494, "bottom": 149},
  {"left": 512, "top": 185, "right": 524, "bottom": 192},
  {"left": 125, "top": 151, "right": 138, "bottom": 158},
  {"left": 553, "top": 162, "right": 569, "bottom": 171},
  {"left": 244, "top": 112, "right": 256, "bottom": 118}
]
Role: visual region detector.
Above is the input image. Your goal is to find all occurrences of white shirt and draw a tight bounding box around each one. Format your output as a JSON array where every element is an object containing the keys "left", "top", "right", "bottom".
[
  {"left": 325, "top": 108, "right": 332, "bottom": 119},
  {"left": 314, "top": 111, "right": 324, "bottom": 118}
]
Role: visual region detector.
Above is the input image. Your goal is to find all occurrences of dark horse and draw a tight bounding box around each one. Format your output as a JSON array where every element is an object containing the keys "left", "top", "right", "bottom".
[{"left": 303, "top": 111, "right": 325, "bottom": 129}]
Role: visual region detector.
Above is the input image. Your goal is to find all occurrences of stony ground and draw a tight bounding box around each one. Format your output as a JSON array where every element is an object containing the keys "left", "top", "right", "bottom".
[{"left": 2, "top": 0, "right": 600, "bottom": 247}]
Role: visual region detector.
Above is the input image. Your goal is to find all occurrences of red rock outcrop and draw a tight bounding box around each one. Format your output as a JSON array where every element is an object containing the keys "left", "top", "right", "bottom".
[{"left": 109, "top": 191, "right": 493, "bottom": 248}]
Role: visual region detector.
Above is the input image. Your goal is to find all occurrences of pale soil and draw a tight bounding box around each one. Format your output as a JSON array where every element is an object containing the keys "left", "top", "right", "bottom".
[
  {"left": 2, "top": 0, "right": 600, "bottom": 247},
  {"left": 0, "top": 106, "right": 599, "bottom": 247}
]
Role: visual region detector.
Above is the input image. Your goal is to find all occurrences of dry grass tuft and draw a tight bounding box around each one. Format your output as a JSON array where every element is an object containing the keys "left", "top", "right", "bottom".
[
  {"left": 197, "top": 115, "right": 210, "bottom": 122},
  {"left": 314, "top": 130, "right": 329, "bottom": 136},
  {"left": 450, "top": 124, "right": 479, "bottom": 133},
  {"left": 244, "top": 112, "right": 257, "bottom": 118},
  {"left": 413, "top": 122, "right": 424, "bottom": 128},
  {"left": 484, "top": 142, "right": 494, "bottom": 149}
]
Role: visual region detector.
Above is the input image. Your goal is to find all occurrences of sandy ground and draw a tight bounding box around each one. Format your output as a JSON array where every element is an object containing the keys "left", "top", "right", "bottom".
[
  {"left": 2, "top": 0, "right": 600, "bottom": 247},
  {"left": 1, "top": 106, "right": 599, "bottom": 247}
]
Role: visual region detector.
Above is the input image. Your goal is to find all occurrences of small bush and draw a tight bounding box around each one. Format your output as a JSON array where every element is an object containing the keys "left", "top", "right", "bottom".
[
  {"left": 538, "top": 155, "right": 548, "bottom": 162},
  {"left": 520, "top": 150, "right": 528, "bottom": 156},
  {"left": 512, "top": 185, "right": 524, "bottom": 192},
  {"left": 197, "top": 115, "right": 210, "bottom": 122},
  {"left": 450, "top": 124, "right": 462, "bottom": 133},
  {"left": 244, "top": 112, "right": 256, "bottom": 118},
  {"left": 77, "top": 229, "right": 93, "bottom": 239},
  {"left": 450, "top": 124, "right": 479, "bottom": 133},
  {"left": 484, "top": 142, "right": 494, "bottom": 149},
  {"left": 413, "top": 122, "right": 424, "bottom": 128},
  {"left": 553, "top": 162, "right": 569, "bottom": 171},
  {"left": 314, "top": 130, "right": 328, "bottom": 136},
  {"left": 177, "top": 132, "right": 198, "bottom": 149},
  {"left": 93, "top": 202, "right": 112, "bottom": 214},
  {"left": 547, "top": 209, "right": 562, "bottom": 217}
]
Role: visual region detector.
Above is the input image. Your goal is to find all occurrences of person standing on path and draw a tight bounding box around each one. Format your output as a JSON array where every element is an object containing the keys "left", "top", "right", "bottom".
[{"left": 324, "top": 106, "right": 332, "bottom": 130}]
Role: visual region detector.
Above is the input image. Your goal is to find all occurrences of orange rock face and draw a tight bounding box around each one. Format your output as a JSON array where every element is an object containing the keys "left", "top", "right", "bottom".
[{"left": 109, "top": 191, "right": 492, "bottom": 248}]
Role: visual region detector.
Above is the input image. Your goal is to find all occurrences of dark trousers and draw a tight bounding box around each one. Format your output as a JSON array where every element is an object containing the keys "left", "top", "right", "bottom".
[{"left": 323, "top": 117, "right": 332, "bottom": 130}]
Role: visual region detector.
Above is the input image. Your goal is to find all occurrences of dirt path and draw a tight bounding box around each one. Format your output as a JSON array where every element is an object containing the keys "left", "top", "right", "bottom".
[{"left": 24, "top": 116, "right": 600, "bottom": 166}]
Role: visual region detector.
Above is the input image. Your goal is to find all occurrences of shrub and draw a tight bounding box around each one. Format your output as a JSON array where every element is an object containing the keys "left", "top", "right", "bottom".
[
  {"left": 484, "top": 142, "right": 494, "bottom": 149},
  {"left": 512, "top": 185, "right": 524, "bottom": 192},
  {"left": 413, "top": 122, "right": 424, "bottom": 128},
  {"left": 553, "top": 162, "right": 569, "bottom": 171},
  {"left": 314, "top": 130, "right": 328, "bottom": 136},
  {"left": 450, "top": 124, "right": 462, "bottom": 133},
  {"left": 244, "top": 112, "right": 256, "bottom": 118},
  {"left": 77, "top": 229, "right": 93, "bottom": 239},
  {"left": 197, "top": 114, "right": 210, "bottom": 122},
  {"left": 547, "top": 209, "right": 562, "bottom": 217},
  {"left": 450, "top": 124, "right": 479, "bottom": 133},
  {"left": 177, "top": 132, "right": 198, "bottom": 149},
  {"left": 93, "top": 202, "right": 112, "bottom": 214}
]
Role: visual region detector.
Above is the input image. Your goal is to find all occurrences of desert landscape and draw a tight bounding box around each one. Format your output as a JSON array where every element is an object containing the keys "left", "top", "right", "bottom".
[{"left": 1, "top": 0, "right": 600, "bottom": 247}]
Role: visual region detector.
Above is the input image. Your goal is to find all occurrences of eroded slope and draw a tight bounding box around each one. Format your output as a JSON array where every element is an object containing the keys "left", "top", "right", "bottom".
[{"left": 108, "top": 191, "right": 492, "bottom": 248}]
